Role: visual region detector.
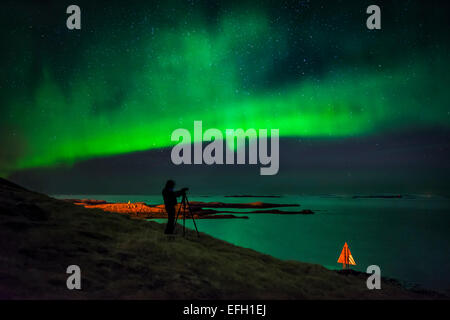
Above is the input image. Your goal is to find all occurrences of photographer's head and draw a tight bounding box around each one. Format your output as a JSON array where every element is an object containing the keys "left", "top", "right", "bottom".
[{"left": 165, "top": 179, "right": 175, "bottom": 190}]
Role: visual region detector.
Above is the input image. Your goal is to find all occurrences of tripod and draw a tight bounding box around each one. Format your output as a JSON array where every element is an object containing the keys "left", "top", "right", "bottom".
[{"left": 174, "top": 192, "right": 200, "bottom": 237}]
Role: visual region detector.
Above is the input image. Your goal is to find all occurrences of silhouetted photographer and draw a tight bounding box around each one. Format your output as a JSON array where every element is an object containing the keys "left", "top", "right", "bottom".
[{"left": 162, "top": 180, "right": 188, "bottom": 234}]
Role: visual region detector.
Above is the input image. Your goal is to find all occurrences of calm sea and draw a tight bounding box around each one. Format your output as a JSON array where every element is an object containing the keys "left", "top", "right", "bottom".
[{"left": 54, "top": 194, "right": 450, "bottom": 293}]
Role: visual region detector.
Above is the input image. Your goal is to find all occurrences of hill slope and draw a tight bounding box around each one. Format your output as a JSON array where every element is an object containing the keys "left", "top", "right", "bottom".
[{"left": 0, "top": 178, "right": 441, "bottom": 299}]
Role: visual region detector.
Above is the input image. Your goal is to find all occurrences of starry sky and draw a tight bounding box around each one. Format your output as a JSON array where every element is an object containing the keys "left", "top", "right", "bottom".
[{"left": 1, "top": 0, "right": 449, "bottom": 194}]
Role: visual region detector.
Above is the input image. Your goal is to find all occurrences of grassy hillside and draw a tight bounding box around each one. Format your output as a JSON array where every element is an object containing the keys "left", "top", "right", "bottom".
[{"left": 0, "top": 178, "right": 442, "bottom": 299}]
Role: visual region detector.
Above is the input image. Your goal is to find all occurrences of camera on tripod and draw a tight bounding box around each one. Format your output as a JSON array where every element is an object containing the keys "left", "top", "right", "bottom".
[{"left": 180, "top": 187, "right": 189, "bottom": 195}]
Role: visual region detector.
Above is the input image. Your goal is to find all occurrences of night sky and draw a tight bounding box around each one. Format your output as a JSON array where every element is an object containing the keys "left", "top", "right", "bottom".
[{"left": 1, "top": 0, "right": 449, "bottom": 194}]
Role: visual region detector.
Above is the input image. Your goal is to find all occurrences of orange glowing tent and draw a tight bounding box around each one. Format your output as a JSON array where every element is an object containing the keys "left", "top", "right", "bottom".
[{"left": 337, "top": 242, "right": 356, "bottom": 269}]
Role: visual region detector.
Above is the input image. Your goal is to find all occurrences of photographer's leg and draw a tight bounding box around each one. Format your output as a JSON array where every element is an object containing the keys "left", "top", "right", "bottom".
[{"left": 165, "top": 207, "right": 175, "bottom": 234}]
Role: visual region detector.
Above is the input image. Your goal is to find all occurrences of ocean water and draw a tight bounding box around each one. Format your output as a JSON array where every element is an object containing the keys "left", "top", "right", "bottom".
[{"left": 54, "top": 194, "right": 450, "bottom": 293}]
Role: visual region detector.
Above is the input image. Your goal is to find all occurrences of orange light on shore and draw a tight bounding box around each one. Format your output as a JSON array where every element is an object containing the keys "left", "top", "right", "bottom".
[{"left": 337, "top": 242, "right": 356, "bottom": 269}]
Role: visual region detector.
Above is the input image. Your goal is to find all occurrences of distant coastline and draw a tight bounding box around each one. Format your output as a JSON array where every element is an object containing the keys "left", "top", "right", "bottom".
[
  {"left": 352, "top": 195, "right": 402, "bottom": 199},
  {"left": 63, "top": 199, "right": 313, "bottom": 219},
  {"left": 225, "top": 195, "right": 282, "bottom": 198}
]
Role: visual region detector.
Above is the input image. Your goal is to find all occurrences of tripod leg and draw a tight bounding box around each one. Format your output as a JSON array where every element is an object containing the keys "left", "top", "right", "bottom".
[{"left": 185, "top": 195, "right": 200, "bottom": 237}]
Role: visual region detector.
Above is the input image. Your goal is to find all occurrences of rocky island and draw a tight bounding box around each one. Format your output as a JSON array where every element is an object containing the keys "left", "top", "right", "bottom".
[{"left": 63, "top": 199, "right": 313, "bottom": 220}]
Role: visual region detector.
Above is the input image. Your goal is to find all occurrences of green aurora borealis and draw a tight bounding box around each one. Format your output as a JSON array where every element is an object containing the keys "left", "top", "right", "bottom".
[{"left": 0, "top": 0, "right": 449, "bottom": 175}]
